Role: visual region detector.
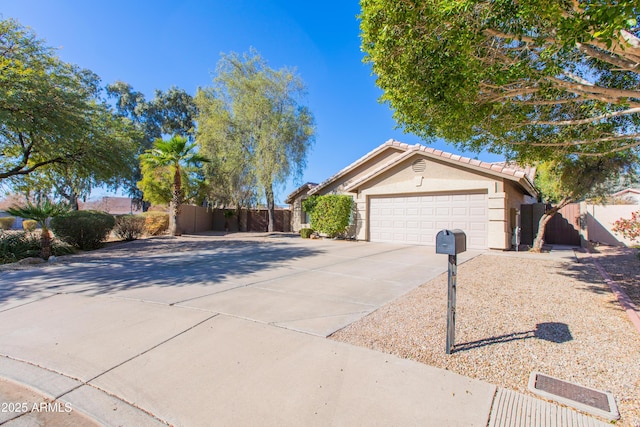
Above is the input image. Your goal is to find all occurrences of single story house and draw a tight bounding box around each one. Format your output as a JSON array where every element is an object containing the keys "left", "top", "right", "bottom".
[{"left": 286, "top": 139, "right": 538, "bottom": 250}]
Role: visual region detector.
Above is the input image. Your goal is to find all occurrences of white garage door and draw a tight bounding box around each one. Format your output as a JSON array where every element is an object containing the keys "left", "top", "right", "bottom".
[{"left": 369, "top": 193, "right": 488, "bottom": 249}]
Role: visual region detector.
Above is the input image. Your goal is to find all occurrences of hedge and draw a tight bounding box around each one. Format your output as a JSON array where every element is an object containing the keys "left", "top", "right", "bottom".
[
  {"left": 50, "top": 210, "right": 115, "bottom": 250},
  {"left": 308, "top": 195, "right": 353, "bottom": 238}
]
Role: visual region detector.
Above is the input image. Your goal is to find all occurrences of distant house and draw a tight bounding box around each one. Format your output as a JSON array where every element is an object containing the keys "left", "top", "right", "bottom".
[
  {"left": 79, "top": 197, "right": 142, "bottom": 215},
  {"left": 286, "top": 139, "right": 538, "bottom": 250},
  {"left": 611, "top": 188, "right": 640, "bottom": 204}
]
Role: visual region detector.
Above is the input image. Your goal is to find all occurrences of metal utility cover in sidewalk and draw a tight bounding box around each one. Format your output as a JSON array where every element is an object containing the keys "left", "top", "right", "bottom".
[{"left": 528, "top": 372, "right": 619, "bottom": 421}]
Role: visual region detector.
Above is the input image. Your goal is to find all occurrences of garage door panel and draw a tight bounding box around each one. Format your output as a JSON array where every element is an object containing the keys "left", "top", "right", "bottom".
[
  {"left": 469, "top": 207, "right": 486, "bottom": 216},
  {"left": 369, "top": 194, "right": 488, "bottom": 249},
  {"left": 451, "top": 207, "right": 467, "bottom": 216},
  {"left": 469, "top": 194, "right": 486, "bottom": 201}
]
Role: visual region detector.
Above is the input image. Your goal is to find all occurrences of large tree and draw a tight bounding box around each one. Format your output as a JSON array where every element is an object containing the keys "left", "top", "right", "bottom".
[
  {"left": 107, "top": 83, "right": 197, "bottom": 209},
  {"left": 196, "top": 51, "right": 315, "bottom": 231},
  {"left": 533, "top": 155, "right": 635, "bottom": 250},
  {"left": 11, "top": 103, "right": 139, "bottom": 209},
  {"left": 139, "top": 135, "right": 208, "bottom": 236},
  {"left": 0, "top": 19, "right": 137, "bottom": 185},
  {"left": 360, "top": 1, "right": 640, "bottom": 248},
  {"left": 359, "top": 1, "right": 640, "bottom": 161}
]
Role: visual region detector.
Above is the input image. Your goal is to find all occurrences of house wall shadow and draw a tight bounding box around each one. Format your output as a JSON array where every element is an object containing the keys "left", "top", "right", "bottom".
[{"left": 585, "top": 212, "right": 624, "bottom": 246}]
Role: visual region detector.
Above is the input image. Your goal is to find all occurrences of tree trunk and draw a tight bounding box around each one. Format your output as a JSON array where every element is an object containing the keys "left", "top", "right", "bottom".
[
  {"left": 266, "top": 184, "right": 275, "bottom": 233},
  {"left": 170, "top": 167, "right": 183, "bottom": 236},
  {"left": 69, "top": 193, "right": 79, "bottom": 211},
  {"left": 40, "top": 227, "right": 52, "bottom": 260},
  {"left": 531, "top": 197, "right": 572, "bottom": 252}
]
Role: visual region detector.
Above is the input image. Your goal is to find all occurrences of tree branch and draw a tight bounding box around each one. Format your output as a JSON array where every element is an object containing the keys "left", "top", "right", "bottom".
[
  {"left": 510, "top": 133, "right": 640, "bottom": 147},
  {"left": 0, "top": 155, "right": 70, "bottom": 180},
  {"left": 527, "top": 107, "right": 640, "bottom": 126},
  {"left": 548, "top": 77, "right": 640, "bottom": 100},
  {"left": 576, "top": 43, "right": 640, "bottom": 73},
  {"left": 577, "top": 140, "right": 640, "bottom": 156}
]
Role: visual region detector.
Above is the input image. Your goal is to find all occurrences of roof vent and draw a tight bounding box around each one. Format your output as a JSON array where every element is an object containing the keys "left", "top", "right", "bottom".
[{"left": 412, "top": 159, "right": 426, "bottom": 173}]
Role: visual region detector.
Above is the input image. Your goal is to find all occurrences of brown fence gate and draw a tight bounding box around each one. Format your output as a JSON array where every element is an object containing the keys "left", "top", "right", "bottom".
[{"left": 520, "top": 203, "right": 581, "bottom": 246}]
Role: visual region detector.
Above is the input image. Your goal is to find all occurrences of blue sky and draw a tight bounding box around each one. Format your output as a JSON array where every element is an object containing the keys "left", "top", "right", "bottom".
[{"left": 1, "top": 0, "right": 502, "bottom": 204}]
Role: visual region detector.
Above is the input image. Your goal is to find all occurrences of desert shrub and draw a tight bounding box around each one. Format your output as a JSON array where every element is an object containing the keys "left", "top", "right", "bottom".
[
  {"left": 300, "top": 228, "right": 314, "bottom": 239},
  {"left": 142, "top": 211, "right": 169, "bottom": 236},
  {"left": 0, "top": 217, "right": 15, "bottom": 230},
  {"left": 113, "top": 215, "right": 146, "bottom": 241},
  {"left": 51, "top": 210, "right": 115, "bottom": 250},
  {"left": 22, "top": 219, "right": 37, "bottom": 231},
  {"left": 0, "top": 231, "right": 73, "bottom": 264},
  {"left": 308, "top": 195, "right": 353, "bottom": 238}
]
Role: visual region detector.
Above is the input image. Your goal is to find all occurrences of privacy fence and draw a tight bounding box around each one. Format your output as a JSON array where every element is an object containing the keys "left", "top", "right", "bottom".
[
  {"left": 176, "top": 205, "right": 292, "bottom": 235},
  {"left": 521, "top": 202, "right": 639, "bottom": 247}
]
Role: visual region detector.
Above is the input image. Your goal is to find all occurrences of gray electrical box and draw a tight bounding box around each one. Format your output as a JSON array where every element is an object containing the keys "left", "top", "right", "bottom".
[{"left": 435, "top": 229, "right": 467, "bottom": 255}]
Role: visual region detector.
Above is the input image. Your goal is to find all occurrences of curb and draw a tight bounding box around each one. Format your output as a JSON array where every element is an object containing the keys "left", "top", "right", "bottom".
[{"left": 585, "top": 250, "right": 640, "bottom": 335}]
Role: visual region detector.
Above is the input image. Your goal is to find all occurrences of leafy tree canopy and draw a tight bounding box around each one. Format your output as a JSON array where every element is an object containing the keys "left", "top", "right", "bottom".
[
  {"left": 107, "top": 82, "right": 197, "bottom": 205},
  {"left": 196, "top": 50, "right": 315, "bottom": 231},
  {"left": 360, "top": 0, "right": 640, "bottom": 162},
  {"left": 0, "top": 18, "right": 138, "bottom": 185}
]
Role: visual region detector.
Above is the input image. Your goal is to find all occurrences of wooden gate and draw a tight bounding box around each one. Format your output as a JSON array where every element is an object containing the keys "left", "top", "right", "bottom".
[{"left": 520, "top": 203, "right": 581, "bottom": 246}]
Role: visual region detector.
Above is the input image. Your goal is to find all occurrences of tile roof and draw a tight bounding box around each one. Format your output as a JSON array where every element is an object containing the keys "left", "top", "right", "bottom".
[
  {"left": 285, "top": 182, "right": 318, "bottom": 204},
  {"left": 312, "top": 139, "right": 537, "bottom": 196}
]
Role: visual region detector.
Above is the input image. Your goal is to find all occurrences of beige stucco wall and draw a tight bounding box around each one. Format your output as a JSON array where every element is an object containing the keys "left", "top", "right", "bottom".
[
  {"left": 500, "top": 181, "right": 538, "bottom": 248},
  {"left": 291, "top": 197, "right": 304, "bottom": 232},
  {"left": 319, "top": 147, "right": 405, "bottom": 195},
  {"left": 291, "top": 153, "right": 534, "bottom": 250},
  {"left": 289, "top": 196, "right": 314, "bottom": 232},
  {"left": 349, "top": 156, "right": 524, "bottom": 249},
  {"left": 584, "top": 203, "right": 640, "bottom": 246}
]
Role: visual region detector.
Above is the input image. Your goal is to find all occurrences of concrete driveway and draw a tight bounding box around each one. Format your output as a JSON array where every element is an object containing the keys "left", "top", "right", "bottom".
[{"left": 0, "top": 233, "right": 498, "bottom": 426}]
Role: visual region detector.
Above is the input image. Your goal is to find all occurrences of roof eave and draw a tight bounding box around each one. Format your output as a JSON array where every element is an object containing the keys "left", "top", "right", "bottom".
[{"left": 345, "top": 150, "right": 539, "bottom": 197}]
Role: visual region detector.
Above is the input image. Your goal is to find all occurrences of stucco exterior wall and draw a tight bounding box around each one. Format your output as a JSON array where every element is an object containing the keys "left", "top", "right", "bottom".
[
  {"left": 319, "top": 147, "right": 405, "bottom": 195},
  {"left": 501, "top": 181, "right": 538, "bottom": 248},
  {"left": 291, "top": 197, "right": 304, "bottom": 232},
  {"left": 584, "top": 203, "right": 640, "bottom": 246},
  {"left": 349, "top": 157, "right": 517, "bottom": 249},
  {"left": 288, "top": 150, "right": 534, "bottom": 250}
]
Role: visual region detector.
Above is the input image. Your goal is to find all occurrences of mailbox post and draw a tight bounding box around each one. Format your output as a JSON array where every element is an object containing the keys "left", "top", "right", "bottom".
[{"left": 435, "top": 229, "right": 466, "bottom": 354}]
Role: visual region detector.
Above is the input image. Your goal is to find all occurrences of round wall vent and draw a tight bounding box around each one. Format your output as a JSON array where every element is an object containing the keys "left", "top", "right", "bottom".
[{"left": 411, "top": 159, "right": 427, "bottom": 173}]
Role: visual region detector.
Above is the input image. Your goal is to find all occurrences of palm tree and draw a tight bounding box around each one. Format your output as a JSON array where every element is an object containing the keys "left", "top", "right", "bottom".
[
  {"left": 7, "top": 199, "right": 69, "bottom": 260},
  {"left": 139, "top": 135, "right": 208, "bottom": 236}
]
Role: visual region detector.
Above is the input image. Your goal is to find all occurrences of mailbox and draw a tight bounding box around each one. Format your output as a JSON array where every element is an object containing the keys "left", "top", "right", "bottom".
[{"left": 435, "top": 229, "right": 466, "bottom": 255}]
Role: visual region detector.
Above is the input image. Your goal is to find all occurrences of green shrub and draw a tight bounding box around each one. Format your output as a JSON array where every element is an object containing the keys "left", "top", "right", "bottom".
[
  {"left": 113, "top": 215, "right": 146, "bottom": 241},
  {"left": 0, "top": 217, "right": 15, "bottom": 230},
  {"left": 0, "top": 231, "right": 73, "bottom": 264},
  {"left": 141, "top": 211, "right": 169, "bottom": 236},
  {"left": 309, "top": 195, "right": 353, "bottom": 238},
  {"left": 300, "top": 228, "right": 314, "bottom": 238},
  {"left": 50, "top": 210, "right": 115, "bottom": 250},
  {"left": 22, "top": 219, "right": 37, "bottom": 232},
  {"left": 302, "top": 195, "right": 319, "bottom": 215}
]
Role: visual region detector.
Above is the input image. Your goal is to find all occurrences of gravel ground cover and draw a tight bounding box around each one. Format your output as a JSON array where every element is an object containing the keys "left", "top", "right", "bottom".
[
  {"left": 590, "top": 245, "right": 640, "bottom": 307},
  {"left": 331, "top": 252, "right": 640, "bottom": 426}
]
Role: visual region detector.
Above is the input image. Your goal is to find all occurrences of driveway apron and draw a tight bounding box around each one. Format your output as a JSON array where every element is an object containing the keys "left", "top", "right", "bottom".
[{"left": 0, "top": 235, "right": 493, "bottom": 426}]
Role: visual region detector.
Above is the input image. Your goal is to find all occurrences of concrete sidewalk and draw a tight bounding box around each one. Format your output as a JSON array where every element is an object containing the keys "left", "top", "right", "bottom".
[{"left": 0, "top": 236, "right": 612, "bottom": 426}]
